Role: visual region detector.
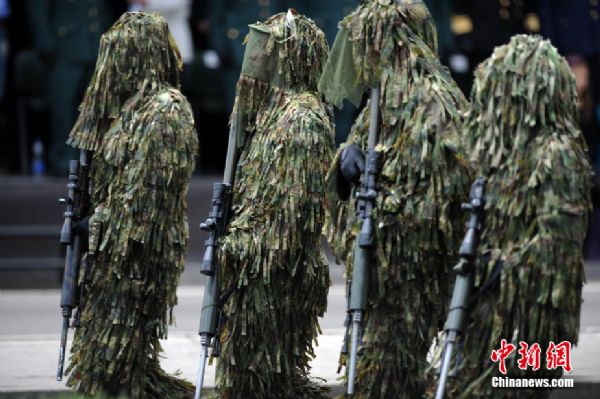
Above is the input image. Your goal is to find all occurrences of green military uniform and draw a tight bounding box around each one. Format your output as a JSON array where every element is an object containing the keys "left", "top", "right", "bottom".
[
  {"left": 452, "top": 0, "right": 540, "bottom": 92},
  {"left": 444, "top": 34, "right": 592, "bottom": 399},
  {"left": 65, "top": 13, "right": 198, "bottom": 398},
  {"left": 208, "top": 0, "right": 358, "bottom": 105},
  {"left": 209, "top": 0, "right": 359, "bottom": 143},
  {"left": 285, "top": 0, "right": 358, "bottom": 43},
  {"left": 26, "top": 0, "right": 113, "bottom": 174},
  {"left": 423, "top": 0, "right": 453, "bottom": 57},
  {"left": 286, "top": 0, "right": 360, "bottom": 144},
  {"left": 209, "top": 0, "right": 286, "bottom": 109},
  {"left": 214, "top": 11, "right": 334, "bottom": 399},
  {"left": 320, "top": 1, "right": 472, "bottom": 397}
]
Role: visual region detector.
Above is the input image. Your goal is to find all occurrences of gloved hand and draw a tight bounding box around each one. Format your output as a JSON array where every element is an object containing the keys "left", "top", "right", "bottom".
[
  {"left": 73, "top": 216, "right": 90, "bottom": 252},
  {"left": 336, "top": 143, "right": 365, "bottom": 201},
  {"left": 340, "top": 143, "right": 365, "bottom": 184}
]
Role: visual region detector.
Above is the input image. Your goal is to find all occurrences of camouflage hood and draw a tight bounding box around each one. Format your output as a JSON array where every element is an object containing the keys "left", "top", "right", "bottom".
[
  {"left": 68, "top": 12, "right": 182, "bottom": 151},
  {"left": 447, "top": 35, "right": 593, "bottom": 398},
  {"left": 467, "top": 34, "right": 586, "bottom": 170},
  {"left": 318, "top": 0, "right": 438, "bottom": 108},
  {"left": 232, "top": 10, "right": 329, "bottom": 148}
]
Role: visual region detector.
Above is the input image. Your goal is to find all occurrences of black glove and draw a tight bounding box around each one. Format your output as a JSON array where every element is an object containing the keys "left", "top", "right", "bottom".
[
  {"left": 336, "top": 144, "right": 365, "bottom": 200},
  {"left": 73, "top": 216, "right": 90, "bottom": 252},
  {"left": 340, "top": 144, "right": 365, "bottom": 184}
]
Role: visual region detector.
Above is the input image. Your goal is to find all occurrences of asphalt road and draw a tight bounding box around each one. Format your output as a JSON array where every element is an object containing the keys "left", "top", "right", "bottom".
[
  {"left": 0, "top": 262, "right": 599, "bottom": 395},
  {"left": 1, "top": 262, "right": 599, "bottom": 336}
]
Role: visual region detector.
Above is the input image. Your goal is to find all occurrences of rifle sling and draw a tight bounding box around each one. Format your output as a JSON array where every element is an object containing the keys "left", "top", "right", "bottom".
[{"left": 467, "top": 258, "right": 504, "bottom": 309}]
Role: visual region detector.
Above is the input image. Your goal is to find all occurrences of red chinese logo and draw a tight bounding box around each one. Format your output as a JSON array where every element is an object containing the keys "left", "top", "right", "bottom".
[
  {"left": 546, "top": 341, "right": 573, "bottom": 373},
  {"left": 491, "top": 340, "right": 573, "bottom": 374},
  {"left": 490, "top": 339, "right": 516, "bottom": 375},
  {"left": 517, "top": 342, "right": 541, "bottom": 371}
]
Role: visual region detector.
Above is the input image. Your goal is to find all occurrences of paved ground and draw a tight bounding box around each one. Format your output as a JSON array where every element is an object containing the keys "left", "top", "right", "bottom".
[{"left": 1, "top": 264, "right": 599, "bottom": 396}]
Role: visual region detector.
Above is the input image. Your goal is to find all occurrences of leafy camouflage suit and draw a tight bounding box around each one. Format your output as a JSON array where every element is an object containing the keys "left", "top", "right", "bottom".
[
  {"left": 214, "top": 11, "right": 335, "bottom": 399},
  {"left": 445, "top": 35, "right": 592, "bottom": 399},
  {"left": 65, "top": 13, "right": 198, "bottom": 398},
  {"left": 319, "top": 1, "right": 471, "bottom": 397}
]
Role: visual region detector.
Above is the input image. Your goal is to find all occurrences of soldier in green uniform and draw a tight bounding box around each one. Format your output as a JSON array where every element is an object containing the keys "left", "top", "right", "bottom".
[
  {"left": 209, "top": 0, "right": 360, "bottom": 144},
  {"left": 320, "top": 1, "right": 472, "bottom": 397},
  {"left": 445, "top": 34, "right": 592, "bottom": 399},
  {"left": 214, "top": 10, "right": 334, "bottom": 399},
  {"left": 65, "top": 13, "right": 198, "bottom": 398},
  {"left": 286, "top": 0, "right": 360, "bottom": 144},
  {"left": 423, "top": 0, "right": 452, "bottom": 57},
  {"left": 285, "top": 0, "right": 357, "bottom": 43},
  {"left": 452, "top": 0, "right": 540, "bottom": 93},
  {"left": 208, "top": 0, "right": 358, "bottom": 102},
  {"left": 26, "top": 0, "right": 114, "bottom": 174},
  {"left": 209, "top": 0, "right": 285, "bottom": 110}
]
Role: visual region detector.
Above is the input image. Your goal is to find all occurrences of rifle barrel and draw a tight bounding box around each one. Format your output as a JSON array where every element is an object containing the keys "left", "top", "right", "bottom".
[
  {"left": 223, "top": 121, "right": 238, "bottom": 186},
  {"left": 434, "top": 178, "right": 486, "bottom": 397},
  {"left": 194, "top": 337, "right": 210, "bottom": 399},
  {"left": 368, "top": 88, "right": 380, "bottom": 148},
  {"left": 57, "top": 158, "right": 82, "bottom": 382},
  {"left": 195, "top": 121, "right": 239, "bottom": 394},
  {"left": 435, "top": 337, "right": 455, "bottom": 399},
  {"left": 345, "top": 86, "right": 381, "bottom": 395},
  {"left": 347, "top": 311, "right": 363, "bottom": 395},
  {"left": 56, "top": 316, "right": 69, "bottom": 381}
]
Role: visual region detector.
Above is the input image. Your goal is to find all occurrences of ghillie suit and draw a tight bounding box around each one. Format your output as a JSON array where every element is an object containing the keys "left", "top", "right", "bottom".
[
  {"left": 319, "top": 0, "right": 472, "bottom": 397},
  {"left": 443, "top": 35, "right": 592, "bottom": 399},
  {"left": 65, "top": 13, "right": 198, "bottom": 399},
  {"left": 213, "top": 11, "right": 335, "bottom": 399}
]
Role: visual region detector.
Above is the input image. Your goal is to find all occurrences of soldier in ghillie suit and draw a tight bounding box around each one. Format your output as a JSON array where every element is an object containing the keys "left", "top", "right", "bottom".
[
  {"left": 443, "top": 35, "right": 592, "bottom": 399},
  {"left": 319, "top": 0, "right": 472, "bottom": 397},
  {"left": 64, "top": 13, "right": 198, "bottom": 398},
  {"left": 214, "top": 10, "right": 335, "bottom": 399}
]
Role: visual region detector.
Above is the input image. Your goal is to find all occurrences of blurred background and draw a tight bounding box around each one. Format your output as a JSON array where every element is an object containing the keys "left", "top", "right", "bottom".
[
  {"left": 0, "top": 1, "right": 599, "bottom": 397},
  {"left": 1, "top": 0, "right": 598, "bottom": 285}
]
